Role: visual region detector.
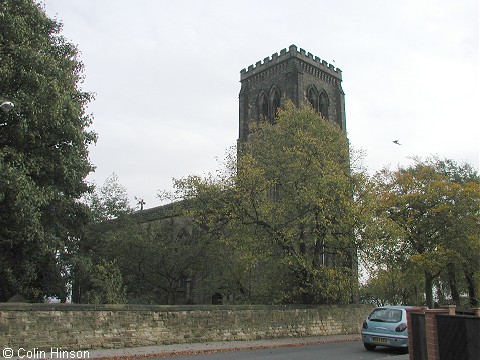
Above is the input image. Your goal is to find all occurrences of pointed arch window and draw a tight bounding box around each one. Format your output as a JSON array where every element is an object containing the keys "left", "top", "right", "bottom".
[
  {"left": 307, "top": 85, "right": 319, "bottom": 111},
  {"left": 269, "top": 87, "right": 280, "bottom": 122},
  {"left": 257, "top": 92, "right": 269, "bottom": 120},
  {"left": 319, "top": 91, "right": 329, "bottom": 119}
]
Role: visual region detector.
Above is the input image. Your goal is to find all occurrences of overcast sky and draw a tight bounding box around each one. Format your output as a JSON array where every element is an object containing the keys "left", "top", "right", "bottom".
[{"left": 42, "top": 0, "right": 479, "bottom": 210}]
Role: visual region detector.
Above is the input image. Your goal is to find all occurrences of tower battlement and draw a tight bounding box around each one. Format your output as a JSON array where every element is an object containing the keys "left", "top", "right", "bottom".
[
  {"left": 240, "top": 44, "right": 342, "bottom": 80},
  {"left": 238, "top": 45, "right": 346, "bottom": 141}
]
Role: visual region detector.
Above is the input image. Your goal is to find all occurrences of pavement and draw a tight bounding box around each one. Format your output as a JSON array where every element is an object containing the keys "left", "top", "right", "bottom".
[
  {"left": 1, "top": 335, "right": 409, "bottom": 360},
  {"left": 83, "top": 334, "right": 409, "bottom": 359}
]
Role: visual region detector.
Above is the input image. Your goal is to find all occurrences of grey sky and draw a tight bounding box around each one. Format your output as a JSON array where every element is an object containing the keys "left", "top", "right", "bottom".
[{"left": 42, "top": 0, "right": 479, "bottom": 210}]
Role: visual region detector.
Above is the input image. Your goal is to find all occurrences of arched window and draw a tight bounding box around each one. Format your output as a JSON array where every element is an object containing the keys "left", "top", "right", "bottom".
[
  {"left": 257, "top": 92, "right": 268, "bottom": 120},
  {"left": 269, "top": 86, "right": 280, "bottom": 122},
  {"left": 307, "top": 85, "right": 319, "bottom": 111},
  {"left": 319, "top": 91, "right": 329, "bottom": 119}
]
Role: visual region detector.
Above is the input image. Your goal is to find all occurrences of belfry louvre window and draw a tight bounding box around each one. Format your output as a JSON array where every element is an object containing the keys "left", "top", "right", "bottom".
[
  {"left": 270, "top": 87, "right": 280, "bottom": 122},
  {"left": 307, "top": 86, "right": 319, "bottom": 111},
  {"left": 258, "top": 92, "right": 269, "bottom": 120},
  {"left": 306, "top": 85, "right": 330, "bottom": 120},
  {"left": 319, "top": 91, "right": 329, "bottom": 119}
]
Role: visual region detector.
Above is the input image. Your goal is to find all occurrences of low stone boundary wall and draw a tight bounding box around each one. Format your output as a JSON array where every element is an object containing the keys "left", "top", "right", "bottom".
[{"left": 0, "top": 303, "right": 373, "bottom": 351}]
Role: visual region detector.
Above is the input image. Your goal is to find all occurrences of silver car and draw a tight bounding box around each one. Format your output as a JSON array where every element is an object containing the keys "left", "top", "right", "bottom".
[{"left": 361, "top": 306, "right": 412, "bottom": 351}]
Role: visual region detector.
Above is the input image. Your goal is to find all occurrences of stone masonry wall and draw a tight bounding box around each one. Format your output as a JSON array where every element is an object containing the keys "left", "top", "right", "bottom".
[{"left": 0, "top": 304, "right": 373, "bottom": 351}]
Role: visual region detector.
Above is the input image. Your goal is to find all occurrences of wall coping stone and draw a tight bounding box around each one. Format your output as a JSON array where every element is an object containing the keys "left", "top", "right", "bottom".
[{"left": 0, "top": 303, "right": 372, "bottom": 312}]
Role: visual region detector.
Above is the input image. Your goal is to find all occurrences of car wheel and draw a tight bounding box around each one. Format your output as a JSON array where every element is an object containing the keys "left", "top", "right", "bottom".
[{"left": 364, "top": 343, "right": 376, "bottom": 351}]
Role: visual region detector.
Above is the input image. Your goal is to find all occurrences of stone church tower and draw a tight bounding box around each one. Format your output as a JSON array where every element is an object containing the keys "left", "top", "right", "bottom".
[
  {"left": 238, "top": 46, "right": 357, "bottom": 302},
  {"left": 239, "top": 44, "right": 346, "bottom": 142}
]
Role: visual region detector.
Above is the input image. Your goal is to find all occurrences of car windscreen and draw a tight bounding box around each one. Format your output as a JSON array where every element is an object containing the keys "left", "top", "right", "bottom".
[{"left": 368, "top": 308, "right": 403, "bottom": 323}]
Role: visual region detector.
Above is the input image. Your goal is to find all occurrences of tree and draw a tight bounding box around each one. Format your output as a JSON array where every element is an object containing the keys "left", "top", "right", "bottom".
[
  {"left": 71, "top": 174, "right": 131, "bottom": 303},
  {"left": 85, "top": 173, "right": 132, "bottom": 222},
  {"left": 0, "top": 0, "right": 96, "bottom": 301},
  {"left": 77, "top": 174, "right": 221, "bottom": 305},
  {"left": 108, "top": 214, "right": 220, "bottom": 304},
  {"left": 171, "top": 102, "right": 357, "bottom": 304},
  {"left": 76, "top": 259, "right": 126, "bottom": 304},
  {"left": 431, "top": 158, "right": 480, "bottom": 307},
  {"left": 368, "top": 158, "right": 479, "bottom": 308},
  {"left": 360, "top": 266, "right": 424, "bottom": 306}
]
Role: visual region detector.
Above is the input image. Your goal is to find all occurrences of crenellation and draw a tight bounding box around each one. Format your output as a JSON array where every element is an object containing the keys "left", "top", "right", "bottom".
[{"left": 240, "top": 44, "right": 341, "bottom": 80}]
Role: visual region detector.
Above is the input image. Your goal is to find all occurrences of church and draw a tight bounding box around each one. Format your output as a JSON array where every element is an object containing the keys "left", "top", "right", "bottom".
[{"left": 130, "top": 45, "right": 351, "bottom": 305}]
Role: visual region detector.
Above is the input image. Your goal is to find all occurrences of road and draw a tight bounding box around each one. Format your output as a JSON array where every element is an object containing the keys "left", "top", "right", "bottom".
[{"left": 153, "top": 341, "right": 408, "bottom": 360}]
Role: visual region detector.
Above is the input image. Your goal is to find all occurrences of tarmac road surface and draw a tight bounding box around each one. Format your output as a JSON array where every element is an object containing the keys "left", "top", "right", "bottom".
[
  {"left": 82, "top": 334, "right": 408, "bottom": 360},
  {"left": 150, "top": 340, "right": 408, "bottom": 360}
]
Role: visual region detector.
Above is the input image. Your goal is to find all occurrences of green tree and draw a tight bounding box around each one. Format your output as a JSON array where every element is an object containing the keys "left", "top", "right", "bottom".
[
  {"left": 0, "top": 0, "right": 96, "bottom": 301},
  {"left": 109, "top": 215, "right": 219, "bottom": 304},
  {"left": 431, "top": 159, "right": 480, "bottom": 307},
  {"left": 171, "top": 102, "right": 357, "bottom": 304},
  {"left": 77, "top": 174, "right": 225, "bottom": 305},
  {"left": 71, "top": 174, "right": 131, "bottom": 303},
  {"left": 85, "top": 173, "right": 132, "bottom": 222},
  {"left": 368, "top": 158, "right": 479, "bottom": 308},
  {"left": 360, "top": 266, "right": 424, "bottom": 306},
  {"left": 77, "top": 259, "right": 126, "bottom": 304}
]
